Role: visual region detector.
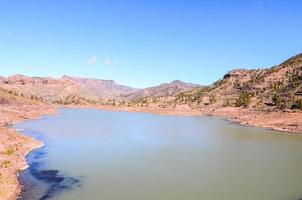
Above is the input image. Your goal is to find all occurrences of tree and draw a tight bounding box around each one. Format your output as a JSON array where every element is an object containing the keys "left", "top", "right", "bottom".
[{"left": 235, "top": 91, "right": 251, "bottom": 107}]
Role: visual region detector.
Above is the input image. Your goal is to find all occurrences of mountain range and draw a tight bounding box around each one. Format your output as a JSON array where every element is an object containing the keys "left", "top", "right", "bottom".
[
  {"left": 0, "top": 53, "right": 301, "bottom": 111},
  {"left": 0, "top": 74, "right": 201, "bottom": 104}
]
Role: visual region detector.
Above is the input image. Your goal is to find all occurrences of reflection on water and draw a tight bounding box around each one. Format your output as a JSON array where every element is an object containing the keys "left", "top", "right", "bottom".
[{"left": 16, "top": 108, "right": 302, "bottom": 200}]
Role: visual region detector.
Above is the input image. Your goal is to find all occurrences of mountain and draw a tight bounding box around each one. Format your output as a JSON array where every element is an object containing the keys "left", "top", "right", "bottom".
[
  {"left": 1, "top": 54, "right": 301, "bottom": 110},
  {"left": 0, "top": 75, "right": 200, "bottom": 105},
  {"left": 0, "top": 75, "right": 80, "bottom": 103},
  {"left": 140, "top": 54, "right": 302, "bottom": 110},
  {"left": 125, "top": 80, "right": 202, "bottom": 99},
  {"left": 200, "top": 53, "right": 302, "bottom": 109},
  {"left": 61, "top": 75, "right": 138, "bottom": 98},
  {"left": 0, "top": 75, "right": 138, "bottom": 103}
]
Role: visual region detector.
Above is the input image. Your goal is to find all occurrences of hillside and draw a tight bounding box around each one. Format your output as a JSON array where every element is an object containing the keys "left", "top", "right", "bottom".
[
  {"left": 0, "top": 85, "right": 56, "bottom": 200},
  {"left": 0, "top": 75, "right": 199, "bottom": 105},
  {"left": 61, "top": 75, "right": 139, "bottom": 98},
  {"left": 124, "top": 80, "right": 201, "bottom": 99},
  {"left": 131, "top": 54, "right": 302, "bottom": 111},
  {"left": 0, "top": 75, "right": 138, "bottom": 103},
  {"left": 0, "top": 54, "right": 301, "bottom": 111}
]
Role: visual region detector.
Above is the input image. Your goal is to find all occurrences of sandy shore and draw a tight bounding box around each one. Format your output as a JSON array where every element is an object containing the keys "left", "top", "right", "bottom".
[{"left": 1, "top": 104, "right": 302, "bottom": 200}]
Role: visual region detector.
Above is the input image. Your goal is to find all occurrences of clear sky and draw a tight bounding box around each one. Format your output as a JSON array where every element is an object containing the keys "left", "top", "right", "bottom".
[{"left": 0, "top": 0, "right": 301, "bottom": 88}]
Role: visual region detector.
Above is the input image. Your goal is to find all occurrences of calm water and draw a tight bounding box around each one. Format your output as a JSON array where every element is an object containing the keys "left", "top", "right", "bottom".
[{"left": 15, "top": 108, "right": 302, "bottom": 200}]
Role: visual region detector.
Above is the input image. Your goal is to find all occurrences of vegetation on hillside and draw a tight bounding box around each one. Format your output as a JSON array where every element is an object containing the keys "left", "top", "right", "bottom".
[
  {"left": 0, "top": 54, "right": 301, "bottom": 111},
  {"left": 129, "top": 54, "right": 302, "bottom": 111}
]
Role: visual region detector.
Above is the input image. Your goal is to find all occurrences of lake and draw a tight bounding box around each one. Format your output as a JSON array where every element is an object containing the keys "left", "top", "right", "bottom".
[{"left": 15, "top": 108, "right": 302, "bottom": 200}]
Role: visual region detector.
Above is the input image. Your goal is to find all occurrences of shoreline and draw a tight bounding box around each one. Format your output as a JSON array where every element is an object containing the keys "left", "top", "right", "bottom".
[
  {"left": 66, "top": 105, "right": 302, "bottom": 134},
  {"left": 0, "top": 104, "right": 58, "bottom": 200},
  {"left": 1, "top": 104, "right": 302, "bottom": 200}
]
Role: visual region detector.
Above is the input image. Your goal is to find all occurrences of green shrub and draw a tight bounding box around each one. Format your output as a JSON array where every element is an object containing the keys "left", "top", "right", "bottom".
[
  {"left": 1, "top": 160, "right": 11, "bottom": 168},
  {"left": 5, "top": 147, "right": 15, "bottom": 156},
  {"left": 235, "top": 91, "right": 251, "bottom": 107},
  {"left": 272, "top": 94, "right": 282, "bottom": 107}
]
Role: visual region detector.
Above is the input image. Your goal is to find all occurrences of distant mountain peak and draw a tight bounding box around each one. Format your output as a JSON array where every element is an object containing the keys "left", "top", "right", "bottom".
[
  {"left": 126, "top": 80, "right": 202, "bottom": 99},
  {"left": 62, "top": 75, "right": 116, "bottom": 83}
]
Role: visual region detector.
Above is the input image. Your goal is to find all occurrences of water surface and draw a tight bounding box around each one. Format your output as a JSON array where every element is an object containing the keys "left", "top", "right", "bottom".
[{"left": 16, "top": 108, "right": 302, "bottom": 200}]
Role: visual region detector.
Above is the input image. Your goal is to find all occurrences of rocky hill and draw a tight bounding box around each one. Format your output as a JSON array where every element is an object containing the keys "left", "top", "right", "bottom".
[
  {"left": 131, "top": 54, "right": 302, "bottom": 110},
  {"left": 0, "top": 54, "right": 301, "bottom": 110},
  {"left": 124, "top": 80, "right": 201, "bottom": 100},
  {"left": 0, "top": 75, "right": 199, "bottom": 105},
  {"left": 61, "top": 75, "right": 139, "bottom": 97}
]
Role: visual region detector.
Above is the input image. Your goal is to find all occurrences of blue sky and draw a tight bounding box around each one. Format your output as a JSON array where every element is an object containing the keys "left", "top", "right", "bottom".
[{"left": 0, "top": 0, "right": 301, "bottom": 88}]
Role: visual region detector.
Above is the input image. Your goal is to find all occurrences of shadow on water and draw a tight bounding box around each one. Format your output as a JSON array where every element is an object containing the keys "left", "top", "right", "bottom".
[{"left": 19, "top": 145, "right": 82, "bottom": 200}]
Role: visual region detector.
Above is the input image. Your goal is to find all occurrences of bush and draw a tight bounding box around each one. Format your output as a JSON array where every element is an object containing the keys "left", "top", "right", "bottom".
[
  {"left": 30, "top": 94, "right": 43, "bottom": 101},
  {"left": 5, "top": 147, "right": 15, "bottom": 156},
  {"left": 292, "top": 99, "right": 302, "bottom": 109},
  {"left": 8, "top": 90, "right": 18, "bottom": 96},
  {"left": 209, "top": 94, "right": 216, "bottom": 104},
  {"left": 235, "top": 91, "right": 251, "bottom": 107},
  {"left": 222, "top": 99, "right": 232, "bottom": 107},
  {"left": 1, "top": 160, "right": 10, "bottom": 168},
  {"left": 272, "top": 94, "right": 282, "bottom": 107}
]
